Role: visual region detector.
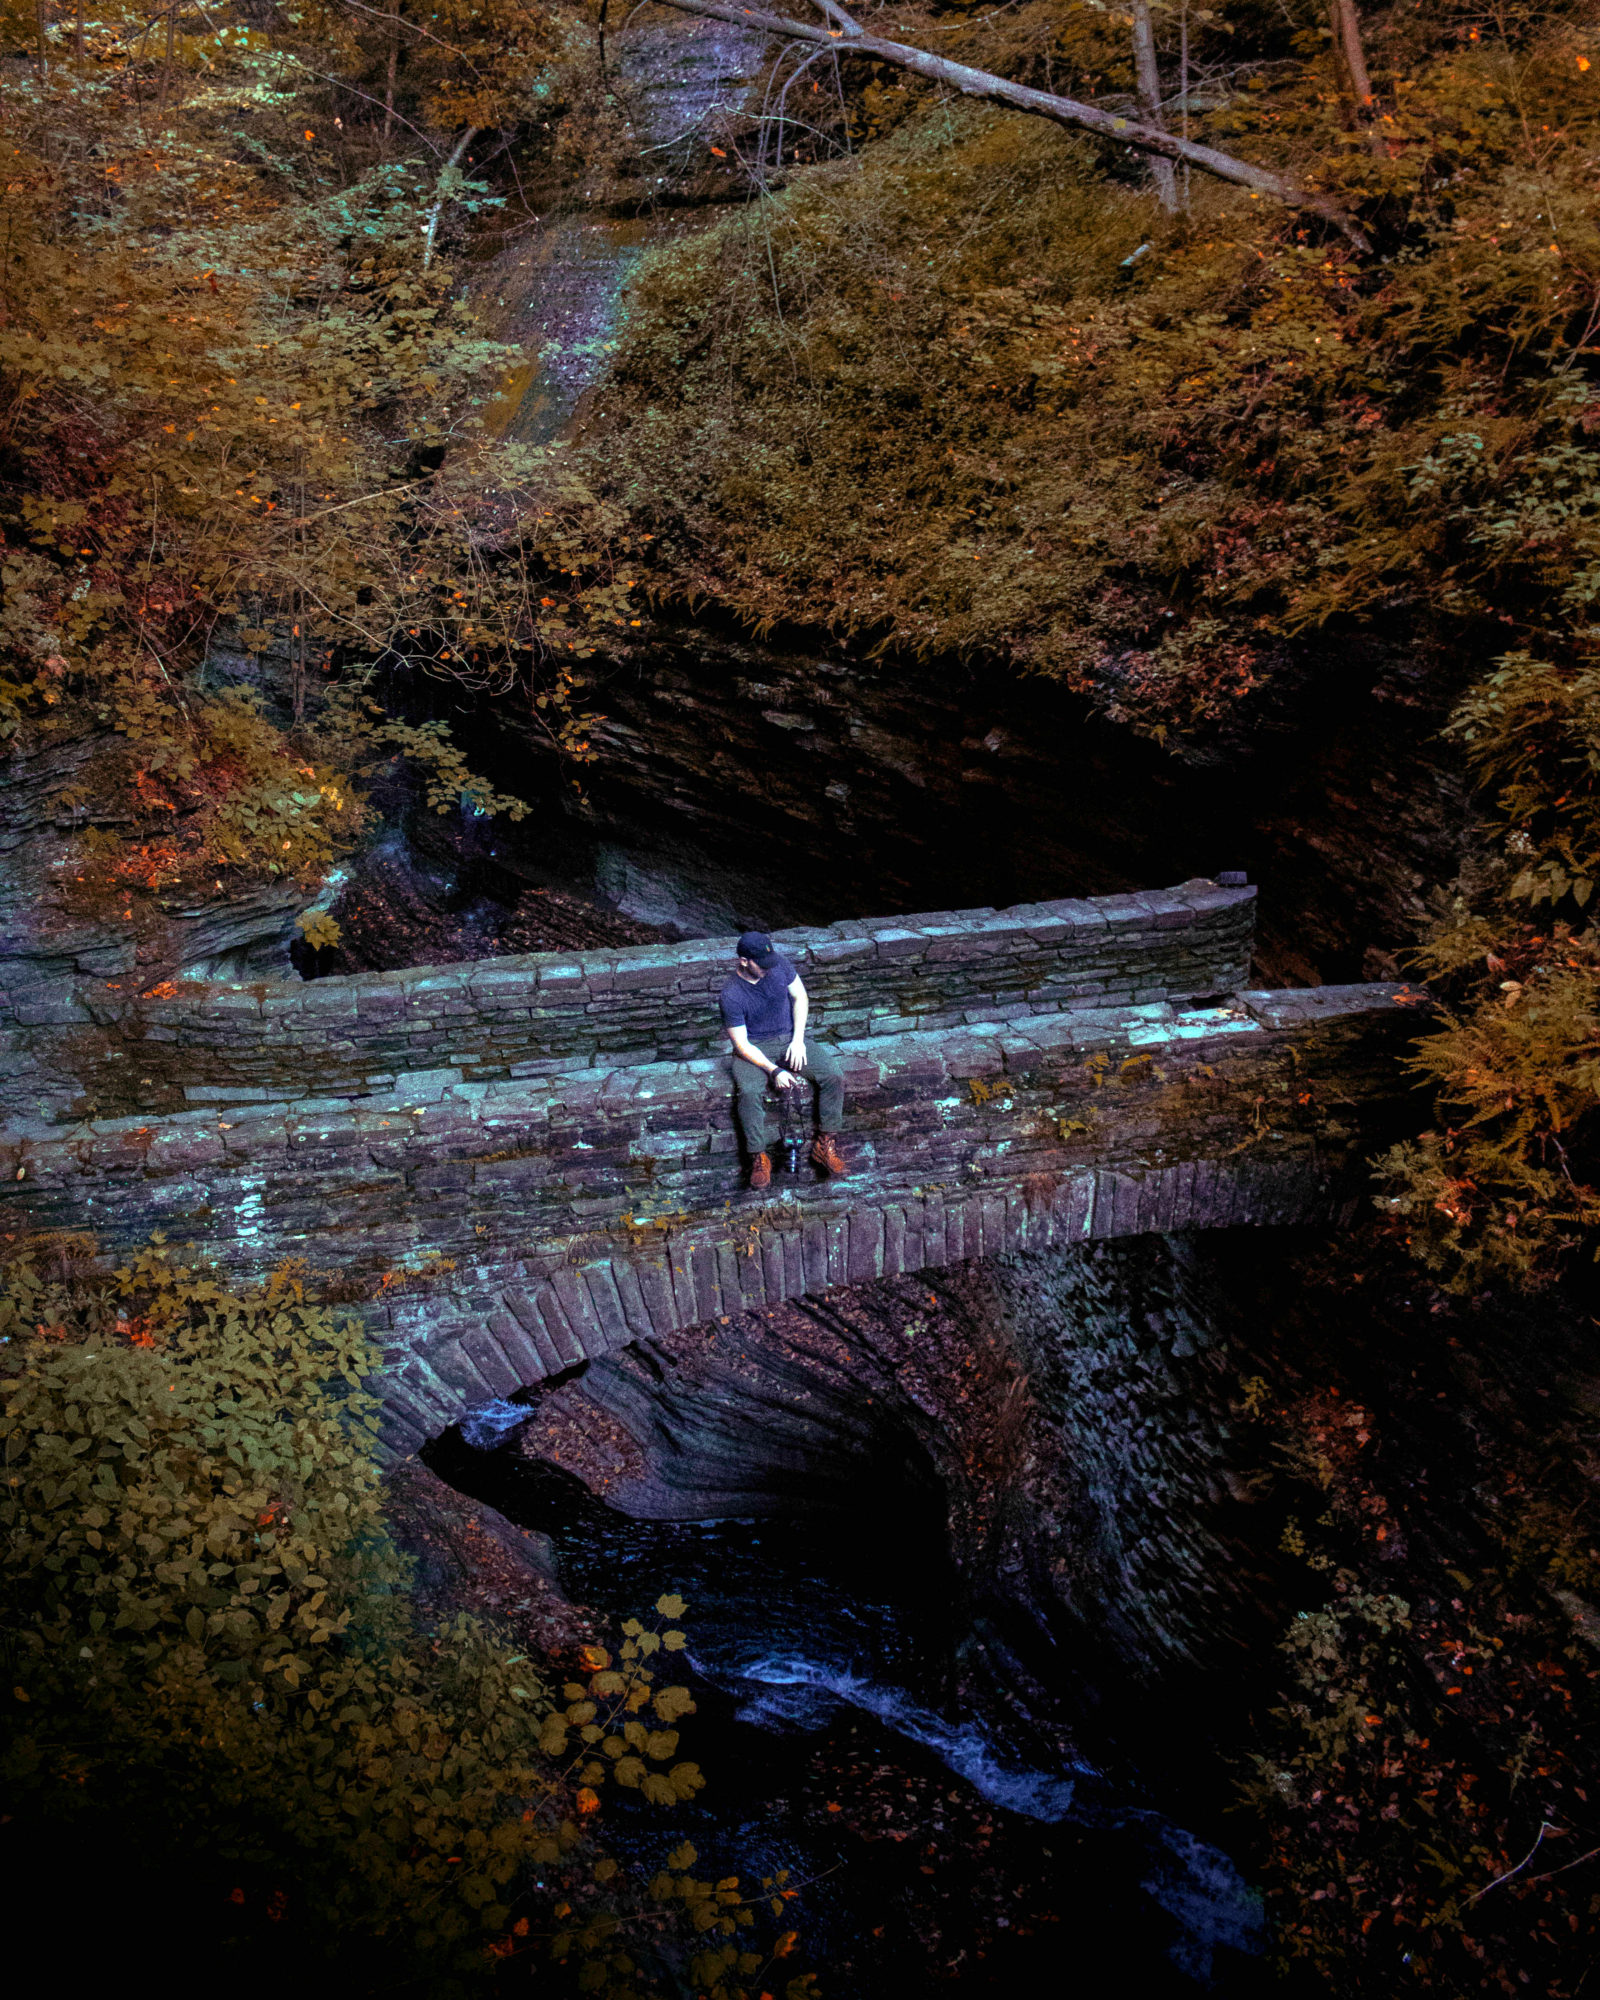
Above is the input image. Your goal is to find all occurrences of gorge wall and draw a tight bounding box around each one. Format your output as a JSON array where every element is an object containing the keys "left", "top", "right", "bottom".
[{"left": 470, "top": 618, "right": 1472, "bottom": 989}]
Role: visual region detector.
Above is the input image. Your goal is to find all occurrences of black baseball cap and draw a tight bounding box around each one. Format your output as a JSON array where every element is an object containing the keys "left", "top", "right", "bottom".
[{"left": 736, "top": 931, "right": 778, "bottom": 967}]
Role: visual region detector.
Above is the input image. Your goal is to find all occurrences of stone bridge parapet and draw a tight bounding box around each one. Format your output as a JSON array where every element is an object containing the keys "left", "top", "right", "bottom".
[{"left": 3, "top": 879, "right": 1254, "bottom": 1125}]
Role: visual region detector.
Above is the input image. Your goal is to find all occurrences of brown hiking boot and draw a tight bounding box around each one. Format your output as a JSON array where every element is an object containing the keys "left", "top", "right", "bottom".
[
  {"left": 748, "top": 1151, "right": 772, "bottom": 1190},
  {"left": 811, "top": 1134, "right": 848, "bottom": 1178}
]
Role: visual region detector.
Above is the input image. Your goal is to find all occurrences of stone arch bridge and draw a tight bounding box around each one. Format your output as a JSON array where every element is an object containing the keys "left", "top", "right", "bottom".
[{"left": 0, "top": 880, "right": 1426, "bottom": 1455}]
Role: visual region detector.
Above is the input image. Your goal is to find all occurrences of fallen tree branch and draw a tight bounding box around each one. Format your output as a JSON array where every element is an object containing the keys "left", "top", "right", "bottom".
[{"left": 647, "top": 0, "right": 1371, "bottom": 251}]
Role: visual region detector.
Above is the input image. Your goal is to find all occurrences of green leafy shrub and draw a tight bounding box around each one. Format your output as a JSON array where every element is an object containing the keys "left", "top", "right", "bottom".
[
  {"left": 0, "top": 1236, "right": 810, "bottom": 1994},
  {"left": 0, "top": 1237, "right": 563, "bottom": 1973}
]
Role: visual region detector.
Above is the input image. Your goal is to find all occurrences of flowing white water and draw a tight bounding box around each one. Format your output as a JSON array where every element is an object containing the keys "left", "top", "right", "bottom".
[
  {"left": 711, "top": 1650, "right": 1265, "bottom": 1981},
  {"left": 460, "top": 1398, "right": 532, "bottom": 1450},
  {"left": 718, "top": 1651, "right": 1088, "bottom": 1820}
]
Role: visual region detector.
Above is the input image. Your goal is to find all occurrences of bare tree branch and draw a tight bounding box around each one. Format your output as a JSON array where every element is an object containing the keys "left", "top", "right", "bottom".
[{"left": 645, "top": 0, "right": 1371, "bottom": 250}]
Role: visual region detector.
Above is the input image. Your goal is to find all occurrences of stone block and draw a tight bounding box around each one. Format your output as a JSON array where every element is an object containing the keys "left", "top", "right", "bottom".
[
  {"left": 632, "top": 1259, "right": 681, "bottom": 1338},
  {"left": 1174, "top": 880, "right": 1255, "bottom": 917},
  {"left": 607, "top": 956, "right": 682, "bottom": 997},
  {"left": 688, "top": 1241, "right": 723, "bottom": 1324},
  {"left": 901, "top": 1204, "right": 925, "bottom": 1274},
  {"left": 712, "top": 1241, "right": 743, "bottom": 1317},
  {"left": 808, "top": 936, "right": 875, "bottom": 967},
  {"left": 486, "top": 1311, "right": 549, "bottom": 1386},
  {"left": 354, "top": 982, "right": 408, "bottom": 1018},
  {"left": 577, "top": 955, "right": 619, "bottom": 995},
  {"left": 580, "top": 1262, "right": 633, "bottom": 1351},
  {"left": 871, "top": 928, "right": 929, "bottom": 961},
  {"left": 802, "top": 1216, "right": 829, "bottom": 1291},
  {"left": 779, "top": 1225, "right": 807, "bottom": 1302},
  {"left": 663, "top": 1247, "right": 698, "bottom": 1330},
  {"left": 460, "top": 1327, "right": 522, "bottom": 1399},
  {"left": 825, "top": 1213, "right": 850, "bottom": 1288},
  {"left": 430, "top": 1338, "right": 498, "bottom": 1405},
  {"left": 536, "top": 963, "right": 586, "bottom": 993},
  {"left": 848, "top": 1206, "right": 885, "bottom": 1284},
  {"left": 503, "top": 1288, "right": 566, "bottom": 1375}
]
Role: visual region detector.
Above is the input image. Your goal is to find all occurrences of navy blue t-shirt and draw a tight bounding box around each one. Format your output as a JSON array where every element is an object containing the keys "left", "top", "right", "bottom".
[{"left": 719, "top": 956, "right": 798, "bottom": 1042}]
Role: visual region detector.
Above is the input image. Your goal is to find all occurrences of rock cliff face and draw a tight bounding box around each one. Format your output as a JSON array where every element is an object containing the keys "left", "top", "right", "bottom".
[
  {"left": 464, "top": 619, "right": 1472, "bottom": 989},
  {"left": 0, "top": 727, "right": 307, "bottom": 992},
  {"left": 0, "top": 726, "right": 311, "bottom": 1122}
]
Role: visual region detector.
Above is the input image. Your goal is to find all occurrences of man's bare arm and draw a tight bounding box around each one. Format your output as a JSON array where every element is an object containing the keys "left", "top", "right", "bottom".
[
  {"left": 729, "top": 1021, "right": 799, "bottom": 1087},
  {"left": 785, "top": 977, "right": 809, "bottom": 1071}
]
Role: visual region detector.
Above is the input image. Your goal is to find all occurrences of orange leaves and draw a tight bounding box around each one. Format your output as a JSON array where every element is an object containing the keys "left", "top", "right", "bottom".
[{"left": 575, "top": 1787, "right": 600, "bottom": 1816}]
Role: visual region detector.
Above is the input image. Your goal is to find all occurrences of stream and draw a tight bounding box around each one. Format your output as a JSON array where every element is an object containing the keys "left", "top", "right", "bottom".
[{"left": 430, "top": 1418, "right": 1269, "bottom": 1994}]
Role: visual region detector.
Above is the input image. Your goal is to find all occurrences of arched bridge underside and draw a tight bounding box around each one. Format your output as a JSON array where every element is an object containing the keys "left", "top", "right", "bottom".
[{"left": 0, "top": 881, "right": 1427, "bottom": 1455}]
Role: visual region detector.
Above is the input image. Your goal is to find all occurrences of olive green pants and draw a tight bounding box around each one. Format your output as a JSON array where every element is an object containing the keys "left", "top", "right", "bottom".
[{"left": 729, "top": 1037, "right": 845, "bottom": 1155}]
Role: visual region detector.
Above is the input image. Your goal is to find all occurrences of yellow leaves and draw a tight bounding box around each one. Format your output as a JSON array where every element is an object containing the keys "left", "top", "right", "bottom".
[{"left": 652, "top": 1682, "right": 695, "bottom": 1723}]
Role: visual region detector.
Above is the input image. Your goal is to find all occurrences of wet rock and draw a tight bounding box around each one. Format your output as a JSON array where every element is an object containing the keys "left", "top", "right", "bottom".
[{"left": 382, "top": 1456, "right": 601, "bottom": 1657}]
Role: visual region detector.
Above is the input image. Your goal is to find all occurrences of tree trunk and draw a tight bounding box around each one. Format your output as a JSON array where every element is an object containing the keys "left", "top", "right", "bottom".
[
  {"left": 159, "top": 2, "right": 176, "bottom": 113},
  {"left": 598, "top": 0, "right": 609, "bottom": 81},
  {"left": 1329, "top": 0, "right": 1383, "bottom": 152},
  {"left": 35, "top": 0, "right": 48, "bottom": 71},
  {"left": 651, "top": 0, "right": 1370, "bottom": 250},
  {"left": 1130, "top": 0, "right": 1178, "bottom": 214},
  {"left": 75, "top": 0, "right": 84, "bottom": 67},
  {"left": 384, "top": 0, "right": 400, "bottom": 146},
  {"left": 1178, "top": 0, "right": 1190, "bottom": 210}
]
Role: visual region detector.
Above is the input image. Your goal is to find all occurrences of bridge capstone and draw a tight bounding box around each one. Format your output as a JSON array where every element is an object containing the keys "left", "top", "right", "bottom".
[{"left": 0, "top": 881, "right": 1429, "bottom": 1455}]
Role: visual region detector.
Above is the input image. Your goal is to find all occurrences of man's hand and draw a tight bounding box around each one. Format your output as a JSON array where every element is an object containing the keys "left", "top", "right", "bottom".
[
  {"left": 773, "top": 1066, "right": 799, "bottom": 1090},
  {"left": 784, "top": 1038, "right": 808, "bottom": 1071}
]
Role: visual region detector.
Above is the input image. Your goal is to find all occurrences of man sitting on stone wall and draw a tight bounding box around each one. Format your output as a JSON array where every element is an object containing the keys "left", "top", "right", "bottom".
[{"left": 720, "top": 931, "right": 848, "bottom": 1190}]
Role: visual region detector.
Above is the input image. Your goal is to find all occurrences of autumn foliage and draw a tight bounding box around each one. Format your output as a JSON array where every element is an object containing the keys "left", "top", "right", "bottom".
[{"left": 0, "top": 1233, "right": 815, "bottom": 1994}]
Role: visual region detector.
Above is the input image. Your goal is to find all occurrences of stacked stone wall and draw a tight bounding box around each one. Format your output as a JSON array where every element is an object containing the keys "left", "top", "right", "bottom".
[{"left": 5, "top": 879, "right": 1254, "bottom": 1123}]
